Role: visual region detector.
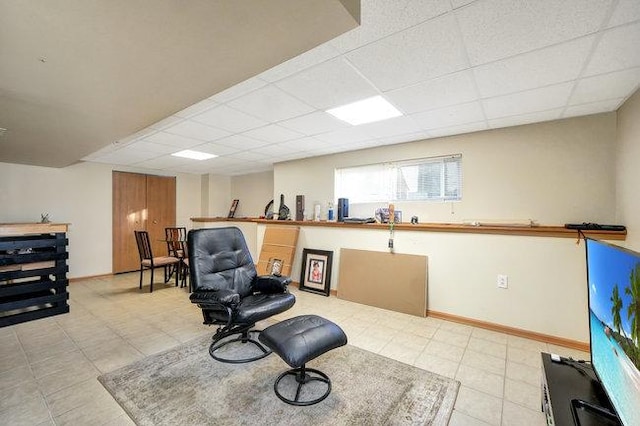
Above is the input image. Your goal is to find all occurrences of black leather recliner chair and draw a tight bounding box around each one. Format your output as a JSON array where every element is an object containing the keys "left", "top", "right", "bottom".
[{"left": 188, "top": 227, "right": 296, "bottom": 363}]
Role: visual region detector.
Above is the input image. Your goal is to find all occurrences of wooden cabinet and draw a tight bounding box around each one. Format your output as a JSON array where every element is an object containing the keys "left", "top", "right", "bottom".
[
  {"left": 0, "top": 223, "right": 70, "bottom": 326},
  {"left": 112, "top": 172, "right": 176, "bottom": 273}
]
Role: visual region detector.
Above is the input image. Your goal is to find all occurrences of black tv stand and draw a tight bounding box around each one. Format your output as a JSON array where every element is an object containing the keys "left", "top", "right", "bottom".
[{"left": 541, "top": 353, "right": 621, "bottom": 425}]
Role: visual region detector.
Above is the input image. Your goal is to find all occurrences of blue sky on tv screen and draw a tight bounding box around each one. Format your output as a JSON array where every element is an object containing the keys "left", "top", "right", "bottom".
[{"left": 587, "top": 239, "right": 639, "bottom": 337}]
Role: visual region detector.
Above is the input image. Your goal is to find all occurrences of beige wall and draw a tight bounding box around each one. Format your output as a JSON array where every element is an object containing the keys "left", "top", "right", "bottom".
[
  {"left": 0, "top": 161, "right": 202, "bottom": 278},
  {"left": 230, "top": 171, "right": 274, "bottom": 218},
  {"left": 269, "top": 113, "right": 618, "bottom": 342},
  {"left": 616, "top": 89, "right": 640, "bottom": 251},
  {"left": 275, "top": 113, "right": 617, "bottom": 224},
  {"left": 206, "top": 174, "right": 231, "bottom": 217}
]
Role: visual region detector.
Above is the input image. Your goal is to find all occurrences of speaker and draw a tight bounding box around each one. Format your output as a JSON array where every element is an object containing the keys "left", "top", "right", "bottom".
[
  {"left": 337, "top": 198, "right": 349, "bottom": 222},
  {"left": 295, "top": 195, "right": 305, "bottom": 221}
]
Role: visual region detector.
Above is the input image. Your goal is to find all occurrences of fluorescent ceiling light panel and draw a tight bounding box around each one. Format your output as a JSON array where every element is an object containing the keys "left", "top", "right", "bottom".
[
  {"left": 326, "top": 96, "right": 402, "bottom": 125},
  {"left": 171, "top": 149, "right": 217, "bottom": 160}
]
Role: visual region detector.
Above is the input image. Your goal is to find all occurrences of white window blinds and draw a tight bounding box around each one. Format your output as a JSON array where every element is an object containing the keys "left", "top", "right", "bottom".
[{"left": 336, "top": 155, "right": 462, "bottom": 203}]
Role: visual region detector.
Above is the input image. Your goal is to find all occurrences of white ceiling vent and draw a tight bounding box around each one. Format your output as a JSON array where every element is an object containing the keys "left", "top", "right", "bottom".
[{"left": 0, "top": 128, "right": 7, "bottom": 139}]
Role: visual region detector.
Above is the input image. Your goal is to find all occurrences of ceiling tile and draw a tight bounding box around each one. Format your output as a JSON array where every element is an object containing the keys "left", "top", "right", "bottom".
[
  {"left": 314, "top": 126, "right": 375, "bottom": 145},
  {"left": 583, "top": 22, "right": 640, "bottom": 76},
  {"left": 276, "top": 136, "right": 329, "bottom": 152},
  {"left": 607, "top": 0, "right": 640, "bottom": 28},
  {"left": 375, "top": 131, "right": 430, "bottom": 146},
  {"left": 81, "top": 143, "right": 119, "bottom": 160},
  {"left": 278, "top": 111, "right": 349, "bottom": 135},
  {"left": 457, "top": 0, "right": 612, "bottom": 65},
  {"left": 174, "top": 99, "right": 218, "bottom": 118},
  {"left": 89, "top": 147, "right": 154, "bottom": 165},
  {"left": 150, "top": 116, "right": 183, "bottom": 131},
  {"left": 242, "top": 124, "right": 304, "bottom": 143},
  {"left": 358, "top": 116, "right": 422, "bottom": 139},
  {"left": 122, "top": 140, "right": 178, "bottom": 155},
  {"left": 411, "top": 101, "right": 485, "bottom": 130},
  {"left": 190, "top": 105, "right": 267, "bottom": 133},
  {"left": 482, "top": 82, "right": 573, "bottom": 119},
  {"left": 570, "top": 68, "right": 640, "bottom": 105},
  {"left": 227, "top": 85, "right": 314, "bottom": 122},
  {"left": 213, "top": 134, "right": 272, "bottom": 150},
  {"left": 195, "top": 142, "right": 244, "bottom": 156},
  {"left": 488, "top": 108, "right": 563, "bottom": 130},
  {"left": 143, "top": 131, "right": 203, "bottom": 149},
  {"left": 163, "top": 120, "right": 230, "bottom": 142},
  {"left": 331, "top": 0, "right": 451, "bottom": 53},
  {"left": 428, "top": 121, "right": 488, "bottom": 138},
  {"left": 385, "top": 70, "right": 478, "bottom": 114},
  {"left": 346, "top": 13, "right": 468, "bottom": 91},
  {"left": 258, "top": 42, "right": 342, "bottom": 82},
  {"left": 474, "top": 35, "right": 595, "bottom": 98},
  {"left": 227, "top": 150, "right": 268, "bottom": 162},
  {"left": 275, "top": 57, "right": 378, "bottom": 109},
  {"left": 133, "top": 155, "right": 191, "bottom": 170},
  {"left": 115, "top": 127, "right": 158, "bottom": 145},
  {"left": 208, "top": 77, "right": 268, "bottom": 103},
  {"left": 252, "top": 142, "right": 305, "bottom": 157},
  {"left": 202, "top": 156, "right": 245, "bottom": 168},
  {"left": 563, "top": 98, "right": 624, "bottom": 118}
]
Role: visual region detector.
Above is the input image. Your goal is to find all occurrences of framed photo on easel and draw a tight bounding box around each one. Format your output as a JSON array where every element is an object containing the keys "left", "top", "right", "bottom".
[
  {"left": 227, "top": 199, "right": 239, "bottom": 218},
  {"left": 299, "top": 249, "right": 333, "bottom": 296}
]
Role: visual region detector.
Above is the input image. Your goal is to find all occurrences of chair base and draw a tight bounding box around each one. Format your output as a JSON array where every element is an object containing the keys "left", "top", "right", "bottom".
[
  {"left": 273, "top": 365, "right": 331, "bottom": 406},
  {"left": 209, "top": 326, "right": 272, "bottom": 364}
]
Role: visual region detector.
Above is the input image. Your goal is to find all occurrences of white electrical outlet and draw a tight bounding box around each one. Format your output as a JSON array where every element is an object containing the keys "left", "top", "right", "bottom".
[{"left": 497, "top": 274, "right": 508, "bottom": 289}]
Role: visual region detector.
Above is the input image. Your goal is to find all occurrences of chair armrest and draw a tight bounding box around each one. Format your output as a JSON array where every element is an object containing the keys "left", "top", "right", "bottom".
[
  {"left": 189, "top": 289, "right": 240, "bottom": 308},
  {"left": 254, "top": 275, "right": 292, "bottom": 294}
]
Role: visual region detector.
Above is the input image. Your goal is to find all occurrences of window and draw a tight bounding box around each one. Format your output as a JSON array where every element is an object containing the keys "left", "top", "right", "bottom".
[{"left": 335, "top": 155, "right": 462, "bottom": 203}]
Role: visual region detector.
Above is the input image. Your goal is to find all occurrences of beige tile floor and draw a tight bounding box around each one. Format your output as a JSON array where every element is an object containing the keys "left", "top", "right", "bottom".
[{"left": 0, "top": 273, "right": 589, "bottom": 425}]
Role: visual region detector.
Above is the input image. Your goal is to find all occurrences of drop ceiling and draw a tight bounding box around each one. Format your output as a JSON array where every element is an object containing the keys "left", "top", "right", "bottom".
[
  {"left": 5, "top": 1, "right": 640, "bottom": 177},
  {"left": 0, "top": 0, "right": 359, "bottom": 167}
]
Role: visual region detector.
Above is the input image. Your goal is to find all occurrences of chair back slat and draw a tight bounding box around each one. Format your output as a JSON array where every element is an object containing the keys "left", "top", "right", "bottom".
[
  {"left": 134, "top": 231, "right": 153, "bottom": 261},
  {"left": 165, "top": 227, "right": 187, "bottom": 257}
]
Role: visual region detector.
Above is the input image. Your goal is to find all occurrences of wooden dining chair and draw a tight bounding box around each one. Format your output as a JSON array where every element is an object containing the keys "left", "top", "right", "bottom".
[
  {"left": 165, "top": 227, "right": 187, "bottom": 287},
  {"left": 134, "top": 231, "right": 180, "bottom": 292}
]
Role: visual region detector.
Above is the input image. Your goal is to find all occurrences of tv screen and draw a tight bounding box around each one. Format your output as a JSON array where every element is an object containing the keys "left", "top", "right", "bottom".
[{"left": 586, "top": 238, "right": 640, "bottom": 426}]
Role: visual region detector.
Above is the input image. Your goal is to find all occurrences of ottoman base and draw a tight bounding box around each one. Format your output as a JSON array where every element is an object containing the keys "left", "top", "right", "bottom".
[{"left": 274, "top": 364, "right": 331, "bottom": 406}]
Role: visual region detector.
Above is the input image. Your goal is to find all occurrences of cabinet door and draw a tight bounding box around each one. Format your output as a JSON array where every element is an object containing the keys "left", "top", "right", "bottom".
[
  {"left": 112, "top": 171, "right": 147, "bottom": 273},
  {"left": 146, "top": 175, "right": 176, "bottom": 258}
]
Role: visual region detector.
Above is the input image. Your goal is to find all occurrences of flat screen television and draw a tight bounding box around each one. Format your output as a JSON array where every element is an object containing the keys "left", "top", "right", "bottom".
[{"left": 585, "top": 238, "right": 640, "bottom": 426}]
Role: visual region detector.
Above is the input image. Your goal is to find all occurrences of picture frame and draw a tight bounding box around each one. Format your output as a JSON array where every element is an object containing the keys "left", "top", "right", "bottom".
[
  {"left": 227, "top": 199, "right": 239, "bottom": 218},
  {"left": 299, "top": 249, "right": 333, "bottom": 296},
  {"left": 267, "top": 258, "right": 283, "bottom": 276}
]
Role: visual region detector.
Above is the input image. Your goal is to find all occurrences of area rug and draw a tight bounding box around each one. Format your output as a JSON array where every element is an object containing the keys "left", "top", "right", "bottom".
[{"left": 98, "top": 334, "right": 460, "bottom": 425}]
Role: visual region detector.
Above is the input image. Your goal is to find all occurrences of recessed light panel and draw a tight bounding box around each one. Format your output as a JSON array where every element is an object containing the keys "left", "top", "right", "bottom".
[
  {"left": 171, "top": 150, "right": 217, "bottom": 160},
  {"left": 326, "top": 96, "right": 403, "bottom": 125}
]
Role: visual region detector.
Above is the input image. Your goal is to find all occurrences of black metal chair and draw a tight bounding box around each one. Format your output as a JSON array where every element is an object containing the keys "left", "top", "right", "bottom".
[
  {"left": 188, "top": 227, "right": 296, "bottom": 363},
  {"left": 134, "top": 230, "right": 180, "bottom": 292}
]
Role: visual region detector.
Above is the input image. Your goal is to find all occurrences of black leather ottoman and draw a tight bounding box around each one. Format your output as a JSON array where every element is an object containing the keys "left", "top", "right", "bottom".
[{"left": 259, "top": 315, "right": 348, "bottom": 406}]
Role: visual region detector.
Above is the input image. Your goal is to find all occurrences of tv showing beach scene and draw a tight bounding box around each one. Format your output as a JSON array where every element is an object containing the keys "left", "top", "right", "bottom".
[{"left": 586, "top": 239, "right": 640, "bottom": 426}]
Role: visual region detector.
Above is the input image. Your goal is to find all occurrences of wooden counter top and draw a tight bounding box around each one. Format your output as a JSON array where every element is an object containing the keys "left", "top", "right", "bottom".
[
  {"left": 190, "top": 217, "right": 626, "bottom": 240},
  {"left": 0, "top": 223, "right": 69, "bottom": 236}
]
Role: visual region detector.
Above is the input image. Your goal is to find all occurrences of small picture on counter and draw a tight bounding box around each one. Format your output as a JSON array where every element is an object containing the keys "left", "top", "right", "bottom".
[
  {"left": 300, "top": 249, "right": 332, "bottom": 296},
  {"left": 268, "top": 258, "right": 283, "bottom": 276}
]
